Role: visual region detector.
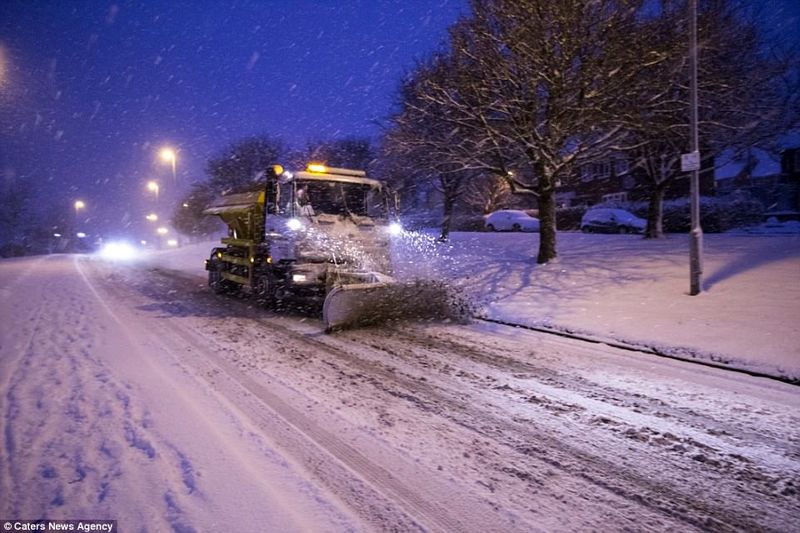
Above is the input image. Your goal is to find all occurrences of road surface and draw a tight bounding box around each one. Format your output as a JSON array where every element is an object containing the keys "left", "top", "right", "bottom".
[{"left": 1, "top": 254, "right": 798, "bottom": 532}]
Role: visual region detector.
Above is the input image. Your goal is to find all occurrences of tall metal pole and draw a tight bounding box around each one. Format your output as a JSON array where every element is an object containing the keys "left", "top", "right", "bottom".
[{"left": 689, "top": 0, "right": 703, "bottom": 295}]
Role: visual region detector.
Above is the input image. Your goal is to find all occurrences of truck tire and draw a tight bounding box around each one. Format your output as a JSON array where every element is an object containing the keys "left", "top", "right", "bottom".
[
  {"left": 255, "top": 274, "right": 277, "bottom": 309},
  {"left": 209, "top": 270, "right": 235, "bottom": 294}
]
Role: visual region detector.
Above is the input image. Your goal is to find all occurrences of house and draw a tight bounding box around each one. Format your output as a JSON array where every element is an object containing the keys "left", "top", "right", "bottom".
[
  {"left": 558, "top": 154, "right": 715, "bottom": 208},
  {"left": 715, "top": 146, "right": 800, "bottom": 219}
]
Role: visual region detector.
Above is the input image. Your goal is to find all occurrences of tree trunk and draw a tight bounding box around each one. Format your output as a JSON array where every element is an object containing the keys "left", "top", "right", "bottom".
[
  {"left": 439, "top": 192, "right": 455, "bottom": 242},
  {"left": 645, "top": 184, "right": 667, "bottom": 239},
  {"left": 537, "top": 189, "right": 557, "bottom": 264}
]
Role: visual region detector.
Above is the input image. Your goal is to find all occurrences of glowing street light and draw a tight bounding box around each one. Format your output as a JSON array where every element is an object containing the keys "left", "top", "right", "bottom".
[
  {"left": 147, "top": 181, "right": 159, "bottom": 203},
  {"left": 160, "top": 147, "right": 177, "bottom": 182},
  {"left": 146, "top": 213, "right": 158, "bottom": 222},
  {"left": 156, "top": 227, "right": 168, "bottom": 235},
  {"left": 74, "top": 200, "right": 85, "bottom": 215}
]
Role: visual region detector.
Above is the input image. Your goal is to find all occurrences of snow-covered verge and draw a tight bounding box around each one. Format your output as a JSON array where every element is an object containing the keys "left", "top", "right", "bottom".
[{"left": 394, "top": 231, "right": 800, "bottom": 381}]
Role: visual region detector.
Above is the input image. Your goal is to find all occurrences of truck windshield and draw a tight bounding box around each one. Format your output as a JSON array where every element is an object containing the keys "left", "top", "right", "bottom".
[{"left": 299, "top": 180, "right": 377, "bottom": 217}]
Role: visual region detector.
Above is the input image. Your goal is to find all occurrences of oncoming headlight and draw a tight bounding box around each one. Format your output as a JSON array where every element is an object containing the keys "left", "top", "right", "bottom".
[
  {"left": 287, "top": 218, "right": 303, "bottom": 231},
  {"left": 99, "top": 241, "right": 138, "bottom": 261}
]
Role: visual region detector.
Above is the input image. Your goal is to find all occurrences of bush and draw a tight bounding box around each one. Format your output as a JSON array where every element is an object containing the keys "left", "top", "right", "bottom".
[
  {"left": 0, "top": 243, "right": 27, "bottom": 257},
  {"left": 450, "top": 214, "right": 487, "bottom": 231},
  {"left": 556, "top": 206, "right": 588, "bottom": 230},
  {"left": 660, "top": 196, "right": 764, "bottom": 233}
]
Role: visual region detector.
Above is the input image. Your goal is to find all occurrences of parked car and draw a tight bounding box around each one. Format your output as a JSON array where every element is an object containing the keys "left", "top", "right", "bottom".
[
  {"left": 484, "top": 210, "right": 540, "bottom": 232},
  {"left": 580, "top": 208, "right": 646, "bottom": 234}
]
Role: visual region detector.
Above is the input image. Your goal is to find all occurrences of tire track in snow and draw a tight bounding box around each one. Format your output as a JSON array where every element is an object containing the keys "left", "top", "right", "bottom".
[
  {"left": 341, "top": 325, "right": 800, "bottom": 532},
  {"left": 216, "top": 317, "right": 791, "bottom": 532},
  {"left": 261, "top": 322, "right": 733, "bottom": 532},
  {"left": 125, "top": 305, "right": 509, "bottom": 533},
  {"left": 384, "top": 325, "right": 798, "bottom": 453}
]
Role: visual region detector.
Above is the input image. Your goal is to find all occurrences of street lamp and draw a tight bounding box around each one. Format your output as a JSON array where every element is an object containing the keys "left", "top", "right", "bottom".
[
  {"left": 156, "top": 227, "right": 168, "bottom": 235},
  {"left": 146, "top": 213, "right": 158, "bottom": 222},
  {"left": 160, "top": 147, "right": 177, "bottom": 182},
  {"left": 147, "top": 181, "right": 159, "bottom": 203},
  {"left": 74, "top": 200, "right": 85, "bottom": 215}
]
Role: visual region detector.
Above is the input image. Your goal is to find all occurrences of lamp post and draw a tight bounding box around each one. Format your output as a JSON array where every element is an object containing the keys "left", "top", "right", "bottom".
[
  {"left": 688, "top": 0, "right": 703, "bottom": 295},
  {"left": 74, "top": 200, "right": 85, "bottom": 216},
  {"left": 160, "top": 147, "right": 177, "bottom": 183}
]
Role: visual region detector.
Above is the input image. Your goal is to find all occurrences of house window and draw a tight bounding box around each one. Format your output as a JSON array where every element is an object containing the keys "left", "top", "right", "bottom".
[
  {"left": 602, "top": 192, "right": 628, "bottom": 203},
  {"left": 614, "top": 158, "right": 630, "bottom": 175},
  {"left": 581, "top": 161, "right": 611, "bottom": 182}
]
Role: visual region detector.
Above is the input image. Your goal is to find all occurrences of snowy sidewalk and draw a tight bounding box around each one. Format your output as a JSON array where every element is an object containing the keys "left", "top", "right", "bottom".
[{"left": 398, "top": 232, "right": 800, "bottom": 381}]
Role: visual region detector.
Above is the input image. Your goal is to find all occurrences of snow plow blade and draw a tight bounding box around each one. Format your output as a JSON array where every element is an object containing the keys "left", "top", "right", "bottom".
[{"left": 322, "top": 279, "right": 470, "bottom": 331}]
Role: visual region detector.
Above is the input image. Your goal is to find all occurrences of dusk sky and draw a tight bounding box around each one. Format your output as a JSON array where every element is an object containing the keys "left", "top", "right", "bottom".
[
  {"left": 1, "top": 0, "right": 798, "bottom": 240},
  {"left": 0, "top": 0, "right": 466, "bottom": 238}
]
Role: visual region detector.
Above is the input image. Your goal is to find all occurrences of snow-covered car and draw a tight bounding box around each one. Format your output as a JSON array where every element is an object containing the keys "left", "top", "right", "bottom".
[
  {"left": 484, "top": 210, "right": 540, "bottom": 232},
  {"left": 580, "top": 208, "right": 646, "bottom": 234}
]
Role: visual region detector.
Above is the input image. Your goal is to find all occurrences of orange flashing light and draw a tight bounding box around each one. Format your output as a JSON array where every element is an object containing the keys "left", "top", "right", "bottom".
[{"left": 306, "top": 163, "right": 327, "bottom": 173}]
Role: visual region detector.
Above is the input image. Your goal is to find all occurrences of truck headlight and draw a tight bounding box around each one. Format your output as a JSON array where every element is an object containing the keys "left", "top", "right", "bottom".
[
  {"left": 292, "top": 273, "right": 307, "bottom": 282},
  {"left": 388, "top": 222, "right": 403, "bottom": 236}
]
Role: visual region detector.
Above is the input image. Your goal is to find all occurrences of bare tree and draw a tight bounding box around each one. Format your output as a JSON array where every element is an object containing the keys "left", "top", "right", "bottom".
[
  {"left": 463, "top": 174, "right": 511, "bottom": 215},
  {"left": 294, "top": 137, "right": 375, "bottom": 171},
  {"left": 206, "top": 135, "right": 286, "bottom": 194},
  {"left": 383, "top": 60, "right": 481, "bottom": 241},
  {"left": 386, "top": 0, "right": 650, "bottom": 262},
  {"left": 0, "top": 175, "right": 34, "bottom": 255},
  {"left": 172, "top": 182, "right": 223, "bottom": 237}
]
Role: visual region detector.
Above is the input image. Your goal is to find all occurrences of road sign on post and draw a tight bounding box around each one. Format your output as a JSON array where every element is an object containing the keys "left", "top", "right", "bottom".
[{"left": 681, "top": 151, "right": 700, "bottom": 172}]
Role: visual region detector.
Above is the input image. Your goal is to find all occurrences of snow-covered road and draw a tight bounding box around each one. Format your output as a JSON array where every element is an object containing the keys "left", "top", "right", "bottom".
[{"left": 2, "top": 253, "right": 799, "bottom": 532}]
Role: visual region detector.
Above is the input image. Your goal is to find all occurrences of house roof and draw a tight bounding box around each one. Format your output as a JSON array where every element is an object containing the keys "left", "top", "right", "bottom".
[{"left": 715, "top": 148, "right": 780, "bottom": 181}]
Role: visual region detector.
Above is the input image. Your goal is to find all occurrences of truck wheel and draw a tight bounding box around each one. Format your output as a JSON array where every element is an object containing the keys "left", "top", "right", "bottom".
[
  {"left": 209, "top": 270, "right": 234, "bottom": 294},
  {"left": 255, "top": 275, "right": 276, "bottom": 308},
  {"left": 618, "top": 226, "right": 629, "bottom": 234}
]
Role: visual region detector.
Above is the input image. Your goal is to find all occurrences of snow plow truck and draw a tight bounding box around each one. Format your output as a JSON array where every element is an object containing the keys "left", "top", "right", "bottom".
[{"left": 203, "top": 163, "right": 462, "bottom": 331}]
